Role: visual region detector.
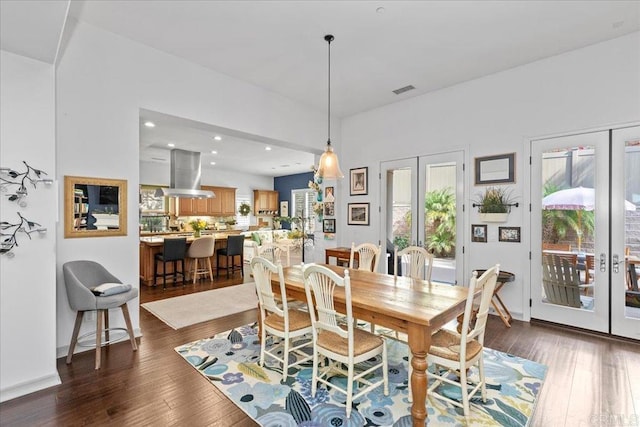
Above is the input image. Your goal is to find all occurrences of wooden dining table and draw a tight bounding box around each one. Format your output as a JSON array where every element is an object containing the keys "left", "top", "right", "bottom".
[{"left": 273, "top": 264, "right": 471, "bottom": 427}]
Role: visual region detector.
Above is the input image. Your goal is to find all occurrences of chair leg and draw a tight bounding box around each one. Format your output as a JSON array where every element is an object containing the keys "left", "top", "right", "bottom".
[
  {"left": 181, "top": 259, "right": 186, "bottom": 286},
  {"left": 282, "top": 338, "right": 290, "bottom": 382},
  {"left": 104, "top": 309, "right": 110, "bottom": 343},
  {"left": 207, "top": 258, "right": 213, "bottom": 281},
  {"left": 479, "top": 356, "right": 486, "bottom": 402},
  {"left": 66, "top": 311, "right": 84, "bottom": 364},
  {"left": 460, "top": 363, "right": 470, "bottom": 417},
  {"left": 383, "top": 343, "right": 389, "bottom": 395},
  {"left": 121, "top": 303, "right": 138, "bottom": 351},
  {"left": 162, "top": 261, "right": 167, "bottom": 290},
  {"left": 192, "top": 258, "right": 198, "bottom": 284},
  {"left": 95, "top": 309, "right": 104, "bottom": 370},
  {"left": 346, "top": 364, "right": 354, "bottom": 418}
]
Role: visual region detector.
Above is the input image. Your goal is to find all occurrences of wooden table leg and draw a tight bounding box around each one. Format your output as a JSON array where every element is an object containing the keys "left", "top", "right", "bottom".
[
  {"left": 408, "top": 323, "right": 429, "bottom": 427},
  {"left": 491, "top": 282, "right": 513, "bottom": 327}
]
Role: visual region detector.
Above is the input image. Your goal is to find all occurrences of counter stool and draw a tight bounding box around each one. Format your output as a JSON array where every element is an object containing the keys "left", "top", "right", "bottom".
[
  {"left": 217, "top": 234, "right": 245, "bottom": 278},
  {"left": 154, "top": 237, "right": 187, "bottom": 289},
  {"left": 187, "top": 236, "right": 215, "bottom": 283}
]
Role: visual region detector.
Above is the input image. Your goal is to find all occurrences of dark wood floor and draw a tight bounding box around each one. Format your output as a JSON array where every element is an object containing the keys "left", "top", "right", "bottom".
[{"left": 1, "top": 268, "right": 638, "bottom": 426}]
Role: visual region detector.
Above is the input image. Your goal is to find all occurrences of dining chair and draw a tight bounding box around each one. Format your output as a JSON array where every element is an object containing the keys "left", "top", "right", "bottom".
[
  {"left": 154, "top": 237, "right": 187, "bottom": 289},
  {"left": 426, "top": 264, "right": 500, "bottom": 419},
  {"left": 186, "top": 236, "right": 215, "bottom": 283},
  {"left": 257, "top": 242, "right": 291, "bottom": 268},
  {"left": 394, "top": 245, "right": 433, "bottom": 281},
  {"left": 63, "top": 260, "right": 138, "bottom": 370},
  {"left": 216, "top": 234, "right": 245, "bottom": 278},
  {"left": 542, "top": 254, "right": 593, "bottom": 308},
  {"left": 302, "top": 264, "right": 389, "bottom": 418},
  {"left": 250, "top": 257, "right": 313, "bottom": 381},
  {"left": 349, "top": 242, "right": 382, "bottom": 272}
]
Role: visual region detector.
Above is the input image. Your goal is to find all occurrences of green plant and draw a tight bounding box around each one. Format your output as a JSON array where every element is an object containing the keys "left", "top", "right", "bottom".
[
  {"left": 474, "top": 187, "right": 515, "bottom": 213},
  {"left": 425, "top": 188, "right": 456, "bottom": 257},
  {"left": 189, "top": 218, "right": 207, "bottom": 231},
  {"left": 238, "top": 202, "right": 251, "bottom": 216},
  {"left": 541, "top": 182, "right": 594, "bottom": 244}
]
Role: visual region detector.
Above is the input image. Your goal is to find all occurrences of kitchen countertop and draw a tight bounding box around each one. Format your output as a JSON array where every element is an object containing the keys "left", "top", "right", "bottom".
[{"left": 140, "top": 230, "right": 246, "bottom": 245}]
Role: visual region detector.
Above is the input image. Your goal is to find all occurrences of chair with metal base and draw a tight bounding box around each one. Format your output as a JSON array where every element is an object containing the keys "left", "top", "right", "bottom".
[
  {"left": 154, "top": 237, "right": 187, "bottom": 289},
  {"left": 63, "top": 260, "right": 138, "bottom": 370},
  {"left": 217, "top": 234, "right": 245, "bottom": 278}
]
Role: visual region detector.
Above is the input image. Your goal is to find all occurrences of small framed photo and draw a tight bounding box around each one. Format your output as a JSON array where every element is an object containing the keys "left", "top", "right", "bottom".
[
  {"left": 475, "top": 153, "right": 515, "bottom": 185},
  {"left": 280, "top": 200, "right": 288, "bottom": 217},
  {"left": 471, "top": 224, "right": 487, "bottom": 243},
  {"left": 350, "top": 167, "right": 368, "bottom": 196},
  {"left": 499, "top": 226, "right": 521, "bottom": 243},
  {"left": 323, "top": 202, "right": 335, "bottom": 217},
  {"left": 324, "top": 186, "right": 335, "bottom": 202},
  {"left": 323, "top": 218, "right": 336, "bottom": 233},
  {"left": 347, "top": 203, "right": 370, "bottom": 226}
]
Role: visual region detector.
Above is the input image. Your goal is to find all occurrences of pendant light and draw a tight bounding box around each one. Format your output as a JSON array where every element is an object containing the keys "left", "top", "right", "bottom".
[{"left": 316, "top": 34, "right": 344, "bottom": 179}]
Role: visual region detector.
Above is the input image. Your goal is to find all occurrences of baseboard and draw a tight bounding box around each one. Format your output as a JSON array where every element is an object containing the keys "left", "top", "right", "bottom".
[
  {"left": 56, "top": 327, "right": 143, "bottom": 359},
  {"left": 0, "top": 372, "right": 61, "bottom": 403}
]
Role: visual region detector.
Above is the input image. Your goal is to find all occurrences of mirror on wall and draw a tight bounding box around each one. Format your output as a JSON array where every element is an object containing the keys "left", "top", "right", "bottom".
[{"left": 64, "top": 176, "right": 128, "bottom": 238}]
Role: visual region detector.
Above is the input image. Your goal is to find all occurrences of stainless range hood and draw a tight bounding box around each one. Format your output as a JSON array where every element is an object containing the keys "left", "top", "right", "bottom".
[{"left": 155, "top": 149, "right": 215, "bottom": 199}]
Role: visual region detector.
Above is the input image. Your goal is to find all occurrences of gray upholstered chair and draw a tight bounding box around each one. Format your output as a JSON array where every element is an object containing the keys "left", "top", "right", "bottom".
[
  {"left": 186, "top": 236, "right": 215, "bottom": 283},
  {"left": 63, "top": 260, "right": 138, "bottom": 370}
]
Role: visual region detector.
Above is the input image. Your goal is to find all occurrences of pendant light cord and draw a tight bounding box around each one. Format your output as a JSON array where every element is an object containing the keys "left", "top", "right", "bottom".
[{"left": 325, "top": 35, "right": 333, "bottom": 146}]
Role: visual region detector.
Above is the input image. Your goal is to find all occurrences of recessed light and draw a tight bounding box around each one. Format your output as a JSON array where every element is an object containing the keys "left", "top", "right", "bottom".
[
  {"left": 211, "top": 150, "right": 217, "bottom": 154},
  {"left": 265, "top": 147, "right": 272, "bottom": 151},
  {"left": 210, "top": 161, "right": 216, "bottom": 165},
  {"left": 144, "top": 121, "right": 155, "bottom": 128},
  {"left": 167, "top": 143, "right": 175, "bottom": 147},
  {"left": 213, "top": 136, "right": 222, "bottom": 141}
]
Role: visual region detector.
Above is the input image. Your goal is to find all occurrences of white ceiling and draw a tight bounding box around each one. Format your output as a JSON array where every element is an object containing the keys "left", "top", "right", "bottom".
[{"left": 3, "top": 1, "right": 639, "bottom": 177}]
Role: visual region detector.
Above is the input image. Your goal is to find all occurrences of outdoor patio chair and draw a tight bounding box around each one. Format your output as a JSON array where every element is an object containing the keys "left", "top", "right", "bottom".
[{"left": 542, "top": 254, "right": 593, "bottom": 309}]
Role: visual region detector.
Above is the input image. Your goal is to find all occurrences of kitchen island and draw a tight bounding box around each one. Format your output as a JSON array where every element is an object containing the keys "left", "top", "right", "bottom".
[{"left": 139, "top": 230, "right": 243, "bottom": 286}]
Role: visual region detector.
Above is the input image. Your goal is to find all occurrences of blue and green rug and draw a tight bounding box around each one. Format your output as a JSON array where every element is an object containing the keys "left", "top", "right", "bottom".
[{"left": 175, "top": 323, "right": 546, "bottom": 426}]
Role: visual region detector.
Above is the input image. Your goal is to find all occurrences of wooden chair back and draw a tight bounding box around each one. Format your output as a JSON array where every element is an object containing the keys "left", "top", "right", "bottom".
[{"left": 542, "top": 254, "right": 581, "bottom": 308}]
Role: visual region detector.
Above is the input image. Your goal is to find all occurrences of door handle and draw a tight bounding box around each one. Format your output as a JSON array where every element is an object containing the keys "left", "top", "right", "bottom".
[
  {"left": 600, "top": 253, "right": 607, "bottom": 272},
  {"left": 612, "top": 254, "right": 620, "bottom": 274}
]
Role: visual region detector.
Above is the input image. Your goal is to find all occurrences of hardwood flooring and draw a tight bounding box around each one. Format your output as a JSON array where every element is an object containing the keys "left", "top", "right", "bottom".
[{"left": 1, "top": 267, "right": 638, "bottom": 426}]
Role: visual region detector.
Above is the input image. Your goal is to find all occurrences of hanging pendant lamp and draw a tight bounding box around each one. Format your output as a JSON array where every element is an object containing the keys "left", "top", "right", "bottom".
[{"left": 316, "top": 34, "right": 344, "bottom": 179}]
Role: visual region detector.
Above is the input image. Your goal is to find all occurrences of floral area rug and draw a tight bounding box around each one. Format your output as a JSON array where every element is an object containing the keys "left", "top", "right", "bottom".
[{"left": 175, "top": 323, "right": 547, "bottom": 426}]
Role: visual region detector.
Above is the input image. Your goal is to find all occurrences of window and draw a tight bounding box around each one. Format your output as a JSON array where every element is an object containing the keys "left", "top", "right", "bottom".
[
  {"left": 291, "top": 189, "right": 316, "bottom": 233},
  {"left": 236, "top": 195, "right": 251, "bottom": 228}
]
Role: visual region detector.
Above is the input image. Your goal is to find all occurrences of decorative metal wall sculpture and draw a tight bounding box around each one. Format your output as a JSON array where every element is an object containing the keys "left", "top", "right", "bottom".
[
  {"left": 1, "top": 212, "right": 47, "bottom": 258},
  {"left": 1, "top": 161, "right": 53, "bottom": 207}
]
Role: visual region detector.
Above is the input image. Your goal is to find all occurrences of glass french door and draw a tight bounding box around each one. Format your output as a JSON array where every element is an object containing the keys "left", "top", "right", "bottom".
[
  {"left": 380, "top": 151, "right": 464, "bottom": 285},
  {"left": 531, "top": 125, "right": 639, "bottom": 339}
]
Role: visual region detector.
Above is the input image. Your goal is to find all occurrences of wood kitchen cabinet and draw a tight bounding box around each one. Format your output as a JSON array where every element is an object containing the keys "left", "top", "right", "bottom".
[
  {"left": 253, "top": 190, "right": 279, "bottom": 215},
  {"left": 167, "top": 186, "right": 236, "bottom": 217}
]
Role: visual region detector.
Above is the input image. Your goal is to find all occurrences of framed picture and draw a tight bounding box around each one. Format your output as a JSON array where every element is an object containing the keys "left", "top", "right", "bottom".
[
  {"left": 323, "top": 202, "right": 335, "bottom": 217},
  {"left": 324, "top": 186, "right": 335, "bottom": 202},
  {"left": 350, "top": 167, "right": 368, "bottom": 196},
  {"left": 471, "top": 224, "right": 487, "bottom": 243},
  {"left": 475, "top": 153, "right": 515, "bottom": 185},
  {"left": 499, "top": 226, "right": 521, "bottom": 243},
  {"left": 323, "top": 218, "right": 336, "bottom": 233},
  {"left": 347, "top": 203, "right": 370, "bottom": 225},
  {"left": 280, "top": 200, "right": 288, "bottom": 217}
]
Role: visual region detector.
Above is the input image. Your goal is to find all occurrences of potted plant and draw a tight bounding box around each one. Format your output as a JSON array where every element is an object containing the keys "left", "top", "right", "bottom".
[
  {"left": 474, "top": 187, "right": 516, "bottom": 222},
  {"left": 189, "top": 218, "right": 207, "bottom": 237}
]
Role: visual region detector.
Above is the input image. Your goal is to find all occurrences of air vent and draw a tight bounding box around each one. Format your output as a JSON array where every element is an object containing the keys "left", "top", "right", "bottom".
[
  {"left": 392, "top": 85, "right": 415, "bottom": 95},
  {"left": 151, "top": 157, "right": 167, "bottom": 161}
]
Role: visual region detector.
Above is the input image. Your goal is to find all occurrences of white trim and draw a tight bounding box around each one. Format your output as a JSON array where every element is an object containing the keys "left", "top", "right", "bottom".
[{"left": 0, "top": 373, "right": 61, "bottom": 403}]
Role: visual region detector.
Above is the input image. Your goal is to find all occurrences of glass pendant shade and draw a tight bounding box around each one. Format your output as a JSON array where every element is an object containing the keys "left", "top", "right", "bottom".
[{"left": 317, "top": 142, "right": 344, "bottom": 179}]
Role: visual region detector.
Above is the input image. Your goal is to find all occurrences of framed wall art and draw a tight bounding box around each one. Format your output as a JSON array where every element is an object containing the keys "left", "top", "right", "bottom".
[
  {"left": 471, "top": 224, "right": 487, "bottom": 243},
  {"left": 475, "top": 152, "right": 515, "bottom": 185},
  {"left": 347, "top": 202, "right": 369, "bottom": 226},
  {"left": 323, "top": 202, "right": 335, "bottom": 217},
  {"left": 498, "top": 226, "right": 521, "bottom": 243},
  {"left": 350, "top": 167, "right": 368, "bottom": 196},
  {"left": 323, "top": 218, "right": 336, "bottom": 233}
]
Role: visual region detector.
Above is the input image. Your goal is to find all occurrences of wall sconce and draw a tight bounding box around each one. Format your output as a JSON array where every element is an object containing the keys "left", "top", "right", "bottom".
[
  {"left": 1, "top": 212, "right": 47, "bottom": 258},
  {"left": 1, "top": 161, "right": 53, "bottom": 207}
]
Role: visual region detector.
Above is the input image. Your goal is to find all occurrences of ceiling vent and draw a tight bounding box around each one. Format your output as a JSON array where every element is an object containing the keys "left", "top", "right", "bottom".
[{"left": 392, "top": 85, "right": 416, "bottom": 95}]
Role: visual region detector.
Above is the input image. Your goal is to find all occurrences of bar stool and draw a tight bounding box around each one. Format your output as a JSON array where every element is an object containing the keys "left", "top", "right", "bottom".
[
  {"left": 154, "top": 237, "right": 187, "bottom": 289},
  {"left": 216, "top": 234, "right": 245, "bottom": 278},
  {"left": 186, "top": 236, "right": 215, "bottom": 283}
]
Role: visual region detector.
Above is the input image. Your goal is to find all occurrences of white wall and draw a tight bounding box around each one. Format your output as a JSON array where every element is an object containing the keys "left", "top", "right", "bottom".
[
  {"left": 55, "top": 19, "right": 333, "bottom": 357},
  {"left": 0, "top": 51, "right": 60, "bottom": 402},
  {"left": 338, "top": 33, "right": 640, "bottom": 320}
]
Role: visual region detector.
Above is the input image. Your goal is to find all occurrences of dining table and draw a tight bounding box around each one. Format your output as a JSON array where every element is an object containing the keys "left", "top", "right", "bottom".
[{"left": 273, "top": 264, "right": 471, "bottom": 427}]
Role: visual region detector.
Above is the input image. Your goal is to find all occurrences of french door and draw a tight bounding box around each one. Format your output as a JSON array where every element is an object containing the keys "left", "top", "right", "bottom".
[
  {"left": 530, "top": 125, "right": 639, "bottom": 339},
  {"left": 380, "top": 151, "right": 464, "bottom": 285}
]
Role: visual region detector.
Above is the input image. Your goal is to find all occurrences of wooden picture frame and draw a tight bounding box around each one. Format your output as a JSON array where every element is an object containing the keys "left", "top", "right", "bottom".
[
  {"left": 324, "top": 186, "right": 335, "bottom": 202},
  {"left": 475, "top": 153, "right": 515, "bottom": 185},
  {"left": 64, "top": 176, "right": 128, "bottom": 238},
  {"left": 323, "top": 218, "right": 336, "bottom": 233},
  {"left": 347, "top": 202, "right": 369, "bottom": 226},
  {"left": 471, "top": 224, "right": 487, "bottom": 243},
  {"left": 499, "top": 226, "right": 521, "bottom": 243},
  {"left": 323, "top": 202, "right": 335, "bottom": 217},
  {"left": 350, "top": 167, "right": 368, "bottom": 196},
  {"left": 280, "top": 200, "right": 289, "bottom": 217}
]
